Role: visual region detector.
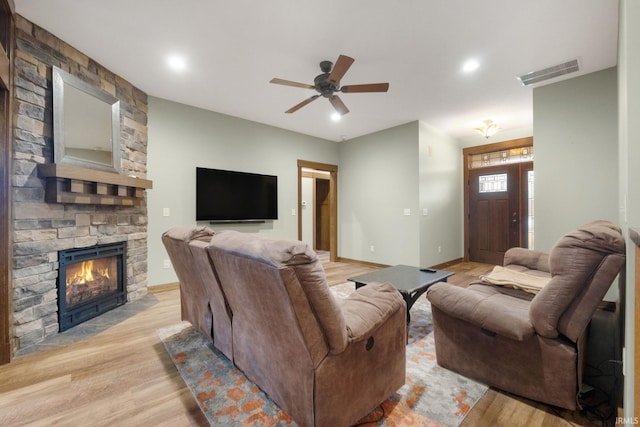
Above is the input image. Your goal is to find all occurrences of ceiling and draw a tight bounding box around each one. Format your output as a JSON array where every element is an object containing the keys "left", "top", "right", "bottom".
[{"left": 14, "top": 1, "right": 619, "bottom": 142}]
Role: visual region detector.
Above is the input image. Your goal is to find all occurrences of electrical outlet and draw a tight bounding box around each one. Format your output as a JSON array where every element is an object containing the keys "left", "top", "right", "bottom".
[
  {"left": 163, "top": 259, "right": 171, "bottom": 269},
  {"left": 403, "top": 208, "right": 411, "bottom": 216},
  {"left": 422, "top": 208, "right": 429, "bottom": 216},
  {"left": 437, "top": 246, "right": 442, "bottom": 253},
  {"left": 370, "top": 245, "right": 375, "bottom": 252},
  {"left": 162, "top": 207, "right": 170, "bottom": 217}
]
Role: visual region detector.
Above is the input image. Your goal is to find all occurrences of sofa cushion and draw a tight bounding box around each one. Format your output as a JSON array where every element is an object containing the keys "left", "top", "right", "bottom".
[{"left": 427, "top": 282, "right": 534, "bottom": 341}]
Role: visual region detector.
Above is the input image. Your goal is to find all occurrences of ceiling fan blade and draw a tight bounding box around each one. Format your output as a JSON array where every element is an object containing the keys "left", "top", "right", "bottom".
[
  {"left": 285, "top": 95, "right": 320, "bottom": 113},
  {"left": 270, "top": 78, "right": 315, "bottom": 90},
  {"left": 340, "top": 83, "right": 390, "bottom": 93},
  {"left": 328, "top": 55, "right": 355, "bottom": 84},
  {"left": 329, "top": 95, "right": 349, "bottom": 115}
]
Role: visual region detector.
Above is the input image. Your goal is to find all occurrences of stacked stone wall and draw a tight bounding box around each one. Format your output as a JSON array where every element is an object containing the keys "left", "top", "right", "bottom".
[{"left": 11, "top": 15, "right": 149, "bottom": 353}]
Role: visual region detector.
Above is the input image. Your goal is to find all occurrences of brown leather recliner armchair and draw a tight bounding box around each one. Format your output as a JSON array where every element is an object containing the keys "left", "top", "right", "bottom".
[{"left": 426, "top": 220, "right": 625, "bottom": 410}]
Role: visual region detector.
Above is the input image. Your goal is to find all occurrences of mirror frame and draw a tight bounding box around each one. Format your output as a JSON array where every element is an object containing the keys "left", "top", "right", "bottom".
[{"left": 52, "top": 66, "right": 121, "bottom": 173}]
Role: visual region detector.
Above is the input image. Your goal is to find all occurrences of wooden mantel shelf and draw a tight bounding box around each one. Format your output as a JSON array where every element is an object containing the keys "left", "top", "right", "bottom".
[{"left": 38, "top": 164, "right": 153, "bottom": 206}]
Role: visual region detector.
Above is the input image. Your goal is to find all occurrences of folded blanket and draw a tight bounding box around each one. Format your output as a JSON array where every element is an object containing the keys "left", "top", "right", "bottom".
[{"left": 479, "top": 266, "right": 550, "bottom": 294}]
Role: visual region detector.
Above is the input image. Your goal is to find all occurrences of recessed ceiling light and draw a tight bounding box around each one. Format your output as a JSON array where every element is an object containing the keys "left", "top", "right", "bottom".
[
  {"left": 462, "top": 59, "right": 480, "bottom": 73},
  {"left": 331, "top": 112, "right": 341, "bottom": 122},
  {"left": 167, "top": 55, "right": 187, "bottom": 71}
]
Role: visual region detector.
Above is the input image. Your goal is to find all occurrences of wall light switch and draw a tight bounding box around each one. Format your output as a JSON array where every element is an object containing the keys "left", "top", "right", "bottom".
[
  {"left": 163, "top": 259, "right": 171, "bottom": 269},
  {"left": 291, "top": 208, "right": 296, "bottom": 216},
  {"left": 162, "top": 208, "right": 170, "bottom": 217},
  {"left": 403, "top": 208, "right": 411, "bottom": 216},
  {"left": 422, "top": 208, "right": 429, "bottom": 216}
]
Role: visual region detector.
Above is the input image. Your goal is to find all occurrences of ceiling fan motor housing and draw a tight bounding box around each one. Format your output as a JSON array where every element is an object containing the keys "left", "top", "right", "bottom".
[
  {"left": 314, "top": 63, "right": 339, "bottom": 97},
  {"left": 314, "top": 73, "right": 338, "bottom": 97}
]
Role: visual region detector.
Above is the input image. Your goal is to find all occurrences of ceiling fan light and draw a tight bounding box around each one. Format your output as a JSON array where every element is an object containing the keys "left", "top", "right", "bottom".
[
  {"left": 331, "top": 112, "right": 342, "bottom": 122},
  {"left": 474, "top": 120, "right": 500, "bottom": 138}
]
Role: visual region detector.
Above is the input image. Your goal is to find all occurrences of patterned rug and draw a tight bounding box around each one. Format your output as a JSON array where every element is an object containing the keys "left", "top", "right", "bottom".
[{"left": 158, "top": 283, "right": 488, "bottom": 426}]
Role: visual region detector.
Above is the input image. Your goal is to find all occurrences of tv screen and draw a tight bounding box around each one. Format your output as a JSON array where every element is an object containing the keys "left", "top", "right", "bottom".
[{"left": 196, "top": 167, "right": 278, "bottom": 222}]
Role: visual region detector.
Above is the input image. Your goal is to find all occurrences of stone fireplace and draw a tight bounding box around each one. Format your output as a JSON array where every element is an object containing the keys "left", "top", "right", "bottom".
[
  {"left": 10, "top": 16, "right": 152, "bottom": 355},
  {"left": 57, "top": 242, "right": 127, "bottom": 331}
]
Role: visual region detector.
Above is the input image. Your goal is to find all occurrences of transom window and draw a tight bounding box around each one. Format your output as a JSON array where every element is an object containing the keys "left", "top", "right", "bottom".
[{"left": 469, "top": 146, "right": 533, "bottom": 169}]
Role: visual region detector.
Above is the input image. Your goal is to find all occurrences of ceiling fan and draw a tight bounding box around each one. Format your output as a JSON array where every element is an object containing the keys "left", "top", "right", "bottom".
[{"left": 270, "top": 54, "right": 389, "bottom": 115}]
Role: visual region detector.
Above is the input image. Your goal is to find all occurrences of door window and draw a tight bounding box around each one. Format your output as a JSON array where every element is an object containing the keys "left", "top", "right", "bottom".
[{"left": 478, "top": 173, "right": 508, "bottom": 193}]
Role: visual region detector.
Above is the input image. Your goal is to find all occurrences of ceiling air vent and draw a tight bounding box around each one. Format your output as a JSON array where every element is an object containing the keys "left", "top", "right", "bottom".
[{"left": 517, "top": 59, "right": 581, "bottom": 86}]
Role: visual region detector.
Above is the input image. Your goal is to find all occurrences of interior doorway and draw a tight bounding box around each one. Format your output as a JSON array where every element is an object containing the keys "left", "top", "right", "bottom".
[
  {"left": 463, "top": 137, "right": 533, "bottom": 263},
  {"left": 314, "top": 177, "right": 331, "bottom": 251},
  {"left": 297, "top": 160, "right": 338, "bottom": 261}
]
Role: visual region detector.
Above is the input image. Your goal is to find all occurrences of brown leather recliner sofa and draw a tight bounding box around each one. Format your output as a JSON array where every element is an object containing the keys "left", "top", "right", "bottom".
[
  {"left": 161, "top": 226, "right": 233, "bottom": 360},
  {"left": 426, "top": 220, "right": 625, "bottom": 410},
  {"left": 162, "top": 227, "right": 406, "bottom": 427}
]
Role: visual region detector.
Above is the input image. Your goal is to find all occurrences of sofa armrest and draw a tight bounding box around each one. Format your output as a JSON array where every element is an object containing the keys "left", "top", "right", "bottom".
[
  {"left": 504, "top": 247, "right": 550, "bottom": 273},
  {"left": 340, "top": 282, "right": 405, "bottom": 344},
  {"left": 426, "top": 282, "right": 535, "bottom": 341}
]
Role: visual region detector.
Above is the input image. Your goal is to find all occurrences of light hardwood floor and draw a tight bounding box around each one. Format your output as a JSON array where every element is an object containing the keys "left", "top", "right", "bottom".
[{"left": 0, "top": 260, "right": 604, "bottom": 426}]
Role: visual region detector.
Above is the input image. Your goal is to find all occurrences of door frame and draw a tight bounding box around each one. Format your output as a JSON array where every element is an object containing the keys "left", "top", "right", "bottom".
[
  {"left": 301, "top": 170, "right": 330, "bottom": 251},
  {"left": 463, "top": 137, "right": 533, "bottom": 261},
  {"left": 0, "top": 0, "right": 14, "bottom": 365},
  {"left": 297, "top": 160, "right": 338, "bottom": 262}
]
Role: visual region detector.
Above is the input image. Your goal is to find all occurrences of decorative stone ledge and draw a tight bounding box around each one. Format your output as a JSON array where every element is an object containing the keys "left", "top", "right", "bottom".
[{"left": 38, "top": 163, "right": 153, "bottom": 206}]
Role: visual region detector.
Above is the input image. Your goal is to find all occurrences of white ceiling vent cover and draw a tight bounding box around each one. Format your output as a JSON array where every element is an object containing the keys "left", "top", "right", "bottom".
[{"left": 517, "top": 59, "right": 581, "bottom": 86}]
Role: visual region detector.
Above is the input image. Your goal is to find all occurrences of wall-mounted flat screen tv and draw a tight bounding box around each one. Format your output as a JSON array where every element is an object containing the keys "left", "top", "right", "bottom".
[{"left": 196, "top": 167, "right": 278, "bottom": 222}]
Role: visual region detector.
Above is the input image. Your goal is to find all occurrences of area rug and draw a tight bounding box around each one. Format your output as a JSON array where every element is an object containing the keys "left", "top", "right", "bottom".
[{"left": 158, "top": 283, "right": 488, "bottom": 426}]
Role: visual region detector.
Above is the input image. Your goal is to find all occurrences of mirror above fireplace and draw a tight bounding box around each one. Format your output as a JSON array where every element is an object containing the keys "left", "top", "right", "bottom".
[{"left": 52, "top": 66, "right": 121, "bottom": 173}]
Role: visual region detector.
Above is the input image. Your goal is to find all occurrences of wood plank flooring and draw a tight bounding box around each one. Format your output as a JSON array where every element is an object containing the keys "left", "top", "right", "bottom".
[{"left": 0, "top": 259, "right": 604, "bottom": 426}]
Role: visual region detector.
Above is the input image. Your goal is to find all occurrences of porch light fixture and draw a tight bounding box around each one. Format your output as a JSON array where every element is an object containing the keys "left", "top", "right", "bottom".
[{"left": 474, "top": 120, "right": 500, "bottom": 139}]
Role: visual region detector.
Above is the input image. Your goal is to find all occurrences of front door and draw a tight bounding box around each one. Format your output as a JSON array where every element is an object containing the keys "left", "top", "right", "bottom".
[{"left": 468, "top": 164, "right": 522, "bottom": 265}]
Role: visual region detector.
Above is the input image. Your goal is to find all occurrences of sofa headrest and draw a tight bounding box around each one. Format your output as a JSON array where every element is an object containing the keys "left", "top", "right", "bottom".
[
  {"left": 162, "top": 226, "right": 215, "bottom": 244},
  {"left": 530, "top": 220, "right": 625, "bottom": 339},
  {"left": 209, "top": 230, "right": 317, "bottom": 268},
  {"left": 550, "top": 220, "right": 625, "bottom": 258}
]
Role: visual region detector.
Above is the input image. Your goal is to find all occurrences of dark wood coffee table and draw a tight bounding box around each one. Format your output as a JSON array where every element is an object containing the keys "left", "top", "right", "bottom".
[{"left": 348, "top": 265, "right": 454, "bottom": 323}]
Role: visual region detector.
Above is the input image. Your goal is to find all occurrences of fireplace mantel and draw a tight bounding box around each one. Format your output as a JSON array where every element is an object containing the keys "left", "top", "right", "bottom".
[{"left": 38, "top": 164, "right": 153, "bottom": 206}]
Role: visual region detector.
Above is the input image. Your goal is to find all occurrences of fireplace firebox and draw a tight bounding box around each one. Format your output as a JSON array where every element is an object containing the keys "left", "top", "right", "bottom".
[{"left": 58, "top": 242, "right": 127, "bottom": 331}]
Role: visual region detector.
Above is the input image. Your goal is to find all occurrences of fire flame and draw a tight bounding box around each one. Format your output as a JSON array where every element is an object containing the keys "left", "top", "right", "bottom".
[{"left": 67, "top": 259, "right": 111, "bottom": 285}]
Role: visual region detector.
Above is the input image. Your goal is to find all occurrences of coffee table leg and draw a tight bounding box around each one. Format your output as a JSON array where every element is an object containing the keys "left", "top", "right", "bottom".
[
  {"left": 401, "top": 294, "right": 411, "bottom": 323},
  {"left": 402, "top": 287, "right": 431, "bottom": 324}
]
